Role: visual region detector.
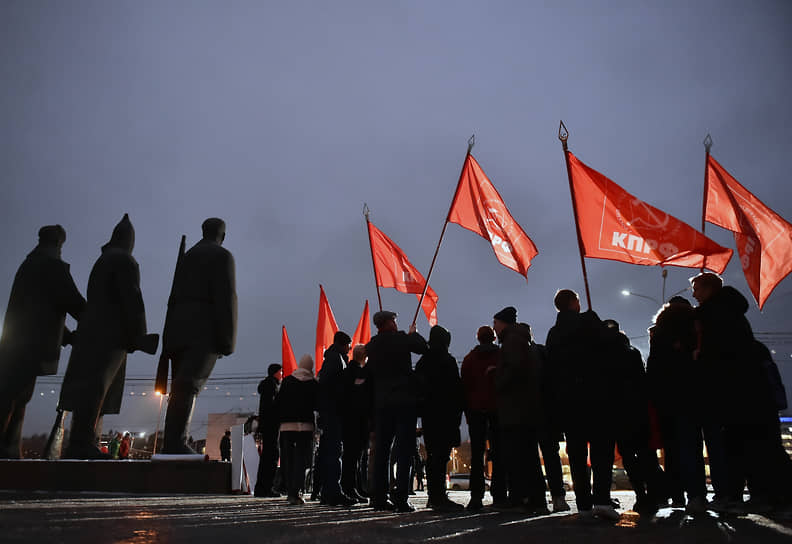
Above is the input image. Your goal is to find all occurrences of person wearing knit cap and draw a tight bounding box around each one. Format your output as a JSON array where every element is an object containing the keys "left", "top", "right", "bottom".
[
  {"left": 161, "top": 217, "right": 237, "bottom": 454},
  {"left": 276, "top": 355, "right": 319, "bottom": 505},
  {"left": 255, "top": 363, "right": 283, "bottom": 497},
  {"left": 365, "top": 311, "right": 428, "bottom": 512},
  {"left": 0, "top": 225, "right": 85, "bottom": 458},
  {"left": 318, "top": 330, "right": 355, "bottom": 506},
  {"left": 59, "top": 214, "right": 157, "bottom": 459},
  {"left": 492, "top": 307, "right": 549, "bottom": 515}
]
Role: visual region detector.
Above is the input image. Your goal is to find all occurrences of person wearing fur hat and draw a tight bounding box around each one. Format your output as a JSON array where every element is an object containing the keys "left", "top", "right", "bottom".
[
  {"left": 318, "top": 330, "right": 354, "bottom": 506},
  {"left": 493, "top": 306, "right": 549, "bottom": 516},
  {"left": 255, "top": 363, "right": 283, "bottom": 497},
  {"left": 60, "top": 214, "right": 157, "bottom": 459},
  {"left": 414, "top": 325, "right": 464, "bottom": 511},
  {"left": 277, "top": 354, "right": 319, "bottom": 505},
  {"left": 0, "top": 225, "right": 85, "bottom": 458},
  {"left": 365, "top": 310, "right": 428, "bottom": 512}
]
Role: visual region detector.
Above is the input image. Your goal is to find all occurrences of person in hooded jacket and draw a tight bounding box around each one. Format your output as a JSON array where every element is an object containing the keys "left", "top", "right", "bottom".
[
  {"left": 59, "top": 214, "right": 155, "bottom": 459},
  {"left": 693, "top": 272, "right": 782, "bottom": 512},
  {"left": 318, "top": 331, "right": 354, "bottom": 506},
  {"left": 545, "top": 290, "right": 619, "bottom": 521},
  {"left": 161, "top": 218, "right": 237, "bottom": 454},
  {"left": 277, "top": 354, "right": 319, "bottom": 505},
  {"left": 255, "top": 363, "right": 282, "bottom": 497},
  {"left": 0, "top": 225, "right": 85, "bottom": 459},
  {"left": 493, "top": 306, "right": 549, "bottom": 516},
  {"left": 415, "top": 325, "right": 464, "bottom": 511},
  {"left": 461, "top": 325, "right": 504, "bottom": 510}
]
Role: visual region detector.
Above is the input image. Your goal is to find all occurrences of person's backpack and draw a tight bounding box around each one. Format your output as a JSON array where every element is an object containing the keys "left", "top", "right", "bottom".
[{"left": 754, "top": 339, "right": 788, "bottom": 411}]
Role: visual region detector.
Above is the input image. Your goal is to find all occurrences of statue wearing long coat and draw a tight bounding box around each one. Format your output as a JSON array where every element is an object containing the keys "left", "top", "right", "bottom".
[{"left": 0, "top": 226, "right": 85, "bottom": 458}]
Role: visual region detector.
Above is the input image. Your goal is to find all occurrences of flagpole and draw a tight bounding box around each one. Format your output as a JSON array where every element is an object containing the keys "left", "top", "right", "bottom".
[
  {"left": 700, "top": 134, "right": 713, "bottom": 272},
  {"left": 363, "top": 204, "right": 383, "bottom": 312},
  {"left": 411, "top": 135, "right": 475, "bottom": 327},
  {"left": 558, "top": 121, "right": 593, "bottom": 310}
]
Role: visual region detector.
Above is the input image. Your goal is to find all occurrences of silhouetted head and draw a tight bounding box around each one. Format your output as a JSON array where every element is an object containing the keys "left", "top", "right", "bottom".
[
  {"left": 492, "top": 306, "right": 517, "bottom": 336},
  {"left": 333, "top": 331, "right": 352, "bottom": 352},
  {"left": 428, "top": 325, "right": 451, "bottom": 351},
  {"left": 298, "top": 354, "right": 314, "bottom": 372},
  {"left": 554, "top": 289, "right": 580, "bottom": 312},
  {"left": 38, "top": 225, "right": 66, "bottom": 248},
  {"left": 690, "top": 272, "right": 722, "bottom": 305},
  {"left": 202, "top": 218, "right": 226, "bottom": 244},
  {"left": 477, "top": 325, "right": 496, "bottom": 345},
  {"left": 667, "top": 295, "right": 692, "bottom": 306},
  {"left": 267, "top": 363, "right": 282, "bottom": 377},
  {"left": 103, "top": 214, "right": 135, "bottom": 253},
  {"left": 373, "top": 310, "right": 397, "bottom": 331},
  {"left": 352, "top": 344, "right": 367, "bottom": 364}
]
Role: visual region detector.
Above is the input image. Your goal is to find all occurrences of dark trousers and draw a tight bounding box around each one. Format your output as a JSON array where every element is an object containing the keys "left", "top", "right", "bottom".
[
  {"left": 702, "top": 422, "right": 730, "bottom": 500},
  {"left": 0, "top": 372, "right": 35, "bottom": 458},
  {"left": 566, "top": 429, "right": 615, "bottom": 510},
  {"left": 662, "top": 415, "right": 706, "bottom": 500},
  {"left": 617, "top": 426, "right": 667, "bottom": 502},
  {"left": 280, "top": 430, "right": 312, "bottom": 498},
  {"left": 341, "top": 418, "right": 367, "bottom": 494},
  {"left": 372, "top": 405, "right": 416, "bottom": 504},
  {"left": 319, "top": 416, "right": 343, "bottom": 499},
  {"left": 468, "top": 410, "right": 503, "bottom": 502},
  {"left": 724, "top": 421, "right": 781, "bottom": 503},
  {"left": 255, "top": 427, "right": 279, "bottom": 495},
  {"left": 501, "top": 424, "right": 546, "bottom": 507},
  {"left": 425, "top": 441, "right": 451, "bottom": 502},
  {"left": 538, "top": 429, "right": 566, "bottom": 498}
]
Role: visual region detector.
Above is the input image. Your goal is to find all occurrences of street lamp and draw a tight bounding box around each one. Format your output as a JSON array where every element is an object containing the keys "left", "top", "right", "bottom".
[{"left": 621, "top": 290, "right": 660, "bottom": 305}]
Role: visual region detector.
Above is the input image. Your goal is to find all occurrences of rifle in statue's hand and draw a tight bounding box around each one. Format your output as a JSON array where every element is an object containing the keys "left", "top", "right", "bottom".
[{"left": 155, "top": 235, "right": 186, "bottom": 395}]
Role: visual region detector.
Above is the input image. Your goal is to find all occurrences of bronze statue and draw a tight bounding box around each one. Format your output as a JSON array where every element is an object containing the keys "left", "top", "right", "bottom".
[
  {"left": 59, "top": 214, "right": 158, "bottom": 459},
  {"left": 160, "top": 218, "right": 237, "bottom": 454},
  {"left": 0, "top": 225, "right": 86, "bottom": 458}
]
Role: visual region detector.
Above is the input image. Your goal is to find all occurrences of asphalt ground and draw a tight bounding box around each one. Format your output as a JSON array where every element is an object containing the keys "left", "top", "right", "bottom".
[{"left": 2, "top": 490, "right": 792, "bottom": 544}]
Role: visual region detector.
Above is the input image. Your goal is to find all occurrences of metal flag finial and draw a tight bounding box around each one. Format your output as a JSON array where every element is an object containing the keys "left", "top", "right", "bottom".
[
  {"left": 703, "top": 134, "right": 713, "bottom": 152},
  {"left": 363, "top": 203, "right": 370, "bottom": 219},
  {"left": 558, "top": 120, "right": 569, "bottom": 143},
  {"left": 467, "top": 134, "right": 475, "bottom": 154}
]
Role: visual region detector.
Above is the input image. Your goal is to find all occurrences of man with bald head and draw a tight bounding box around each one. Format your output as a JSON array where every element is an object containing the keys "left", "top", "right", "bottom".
[
  {"left": 161, "top": 218, "right": 237, "bottom": 454},
  {"left": 0, "top": 225, "right": 85, "bottom": 458}
]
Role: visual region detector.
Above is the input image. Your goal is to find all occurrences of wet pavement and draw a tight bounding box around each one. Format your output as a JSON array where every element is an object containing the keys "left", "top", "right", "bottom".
[{"left": 2, "top": 490, "right": 791, "bottom": 543}]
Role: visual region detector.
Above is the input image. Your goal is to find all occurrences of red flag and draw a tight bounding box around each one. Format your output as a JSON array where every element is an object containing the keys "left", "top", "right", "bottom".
[
  {"left": 281, "top": 325, "right": 297, "bottom": 377},
  {"left": 705, "top": 156, "right": 792, "bottom": 308},
  {"left": 567, "top": 151, "right": 732, "bottom": 273},
  {"left": 447, "top": 154, "right": 538, "bottom": 278},
  {"left": 315, "top": 285, "right": 339, "bottom": 373},
  {"left": 349, "top": 300, "right": 371, "bottom": 359},
  {"left": 367, "top": 221, "right": 438, "bottom": 326}
]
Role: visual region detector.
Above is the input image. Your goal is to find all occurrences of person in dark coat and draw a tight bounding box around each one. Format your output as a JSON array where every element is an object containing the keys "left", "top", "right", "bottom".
[
  {"left": 318, "top": 331, "right": 354, "bottom": 506},
  {"left": 646, "top": 296, "right": 704, "bottom": 511},
  {"left": 460, "top": 325, "right": 503, "bottom": 510},
  {"left": 545, "top": 290, "right": 619, "bottom": 521},
  {"left": 277, "top": 354, "right": 319, "bottom": 505},
  {"left": 341, "top": 343, "right": 373, "bottom": 501},
  {"left": 220, "top": 430, "right": 232, "bottom": 461},
  {"left": 161, "top": 218, "right": 237, "bottom": 454},
  {"left": 415, "top": 325, "right": 464, "bottom": 511},
  {"left": 603, "top": 319, "right": 666, "bottom": 514},
  {"left": 0, "top": 225, "right": 85, "bottom": 459},
  {"left": 365, "top": 310, "right": 428, "bottom": 512},
  {"left": 693, "top": 272, "right": 781, "bottom": 512},
  {"left": 493, "top": 307, "right": 548, "bottom": 515},
  {"left": 60, "top": 214, "right": 155, "bottom": 459},
  {"left": 255, "top": 363, "right": 282, "bottom": 497}
]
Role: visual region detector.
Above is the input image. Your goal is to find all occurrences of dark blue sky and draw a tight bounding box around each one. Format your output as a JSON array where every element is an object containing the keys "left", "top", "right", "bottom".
[{"left": 2, "top": 1, "right": 791, "bottom": 437}]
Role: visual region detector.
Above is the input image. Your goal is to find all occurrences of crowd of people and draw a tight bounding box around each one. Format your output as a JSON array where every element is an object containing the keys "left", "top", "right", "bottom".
[{"left": 252, "top": 272, "right": 792, "bottom": 519}]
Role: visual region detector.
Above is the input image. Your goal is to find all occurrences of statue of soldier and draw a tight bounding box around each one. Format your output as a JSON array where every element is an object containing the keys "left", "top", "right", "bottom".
[
  {"left": 161, "top": 218, "right": 237, "bottom": 454},
  {"left": 0, "top": 225, "right": 86, "bottom": 458},
  {"left": 59, "top": 214, "right": 158, "bottom": 459}
]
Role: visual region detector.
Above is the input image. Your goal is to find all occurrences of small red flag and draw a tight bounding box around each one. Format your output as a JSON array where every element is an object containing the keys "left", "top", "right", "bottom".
[
  {"left": 567, "top": 151, "right": 732, "bottom": 272},
  {"left": 367, "top": 221, "right": 438, "bottom": 326},
  {"left": 315, "top": 285, "right": 339, "bottom": 372},
  {"left": 447, "top": 154, "right": 538, "bottom": 278},
  {"left": 281, "top": 325, "right": 297, "bottom": 377},
  {"left": 349, "top": 300, "right": 371, "bottom": 359},
  {"left": 705, "top": 156, "right": 792, "bottom": 308}
]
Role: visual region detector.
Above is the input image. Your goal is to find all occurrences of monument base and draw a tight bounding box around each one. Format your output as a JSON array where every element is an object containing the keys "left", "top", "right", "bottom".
[{"left": 0, "top": 459, "right": 231, "bottom": 494}]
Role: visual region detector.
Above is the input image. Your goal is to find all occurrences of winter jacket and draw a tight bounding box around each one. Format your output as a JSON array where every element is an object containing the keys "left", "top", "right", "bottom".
[
  {"left": 415, "top": 347, "right": 463, "bottom": 448},
  {"left": 460, "top": 343, "right": 498, "bottom": 414},
  {"left": 495, "top": 323, "right": 544, "bottom": 428},
  {"left": 365, "top": 330, "right": 427, "bottom": 409},
  {"left": 277, "top": 372, "right": 318, "bottom": 425}
]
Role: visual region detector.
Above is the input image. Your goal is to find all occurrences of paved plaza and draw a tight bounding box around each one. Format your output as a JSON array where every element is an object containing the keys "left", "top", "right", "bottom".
[{"left": 2, "top": 490, "right": 792, "bottom": 543}]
